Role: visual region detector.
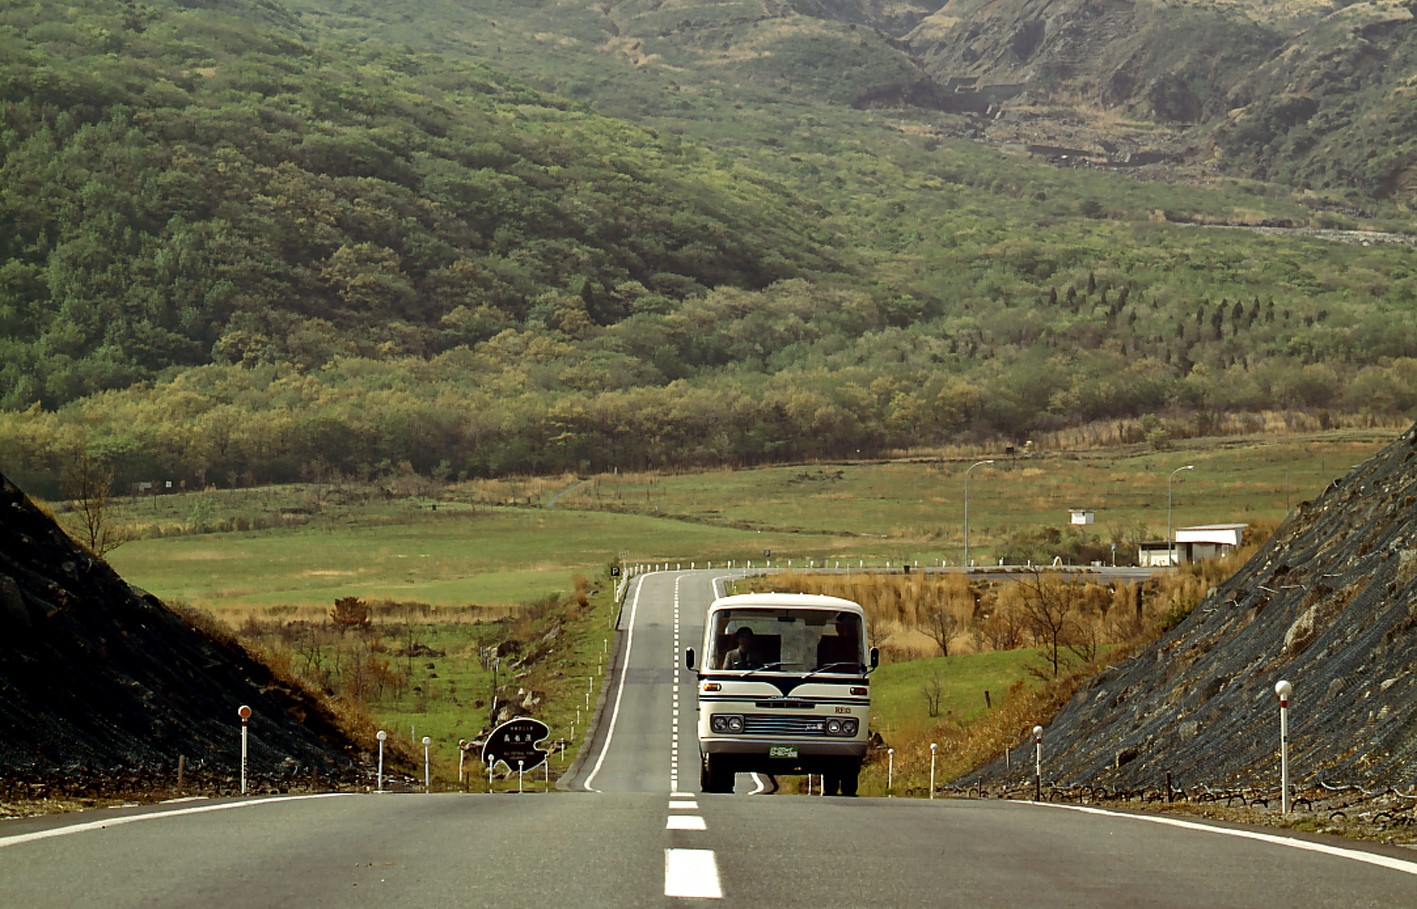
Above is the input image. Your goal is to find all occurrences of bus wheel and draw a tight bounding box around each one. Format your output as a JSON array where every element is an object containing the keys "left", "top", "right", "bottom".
[
  {"left": 702, "top": 754, "right": 731, "bottom": 793},
  {"left": 840, "top": 761, "right": 860, "bottom": 797}
]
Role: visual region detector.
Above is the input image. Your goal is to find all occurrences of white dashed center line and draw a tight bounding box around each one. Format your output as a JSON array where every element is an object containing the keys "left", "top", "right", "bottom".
[
  {"left": 664, "top": 574, "right": 722, "bottom": 899},
  {"left": 665, "top": 848, "right": 723, "bottom": 899}
]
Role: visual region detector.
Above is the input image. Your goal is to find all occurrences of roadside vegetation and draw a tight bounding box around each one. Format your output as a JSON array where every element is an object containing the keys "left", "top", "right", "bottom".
[
  {"left": 79, "top": 429, "right": 1357, "bottom": 793},
  {"left": 741, "top": 546, "right": 1257, "bottom": 796},
  {"left": 189, "top": 581, "right": 620, "bottom": 789}
]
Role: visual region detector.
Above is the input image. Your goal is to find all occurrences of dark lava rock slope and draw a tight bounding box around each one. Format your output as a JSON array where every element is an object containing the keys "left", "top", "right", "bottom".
[
  {"left": 0, "top": 473, "right": 366, "bottom": 786},
  {"left": 972, "top": 423, "right": 1417, "bottom": 792}
]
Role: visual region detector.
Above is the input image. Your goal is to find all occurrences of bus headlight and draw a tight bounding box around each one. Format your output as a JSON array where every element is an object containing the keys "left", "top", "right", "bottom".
[{"left": 711, "top": 714, "right": 744, "bottom": 733}]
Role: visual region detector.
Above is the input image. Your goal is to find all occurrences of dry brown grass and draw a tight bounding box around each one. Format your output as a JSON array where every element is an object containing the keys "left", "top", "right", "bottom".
[
  {"left": 904, "top": 412, "right": 1406, "bottom": 460},
  {"left": 449, "top": 473, "right": 581, "bottom": 506},
  {"left": 754, "top": 545, "right": 1272, "bottom": 791}
]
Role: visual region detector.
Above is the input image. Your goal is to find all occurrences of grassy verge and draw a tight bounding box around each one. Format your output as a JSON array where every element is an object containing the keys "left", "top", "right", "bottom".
[
  {"left": 858, "top": 649, "right": 1125, "bottom": 798},
  {"left": 235, "top": 580, "right": 622, "bottom": 791}
]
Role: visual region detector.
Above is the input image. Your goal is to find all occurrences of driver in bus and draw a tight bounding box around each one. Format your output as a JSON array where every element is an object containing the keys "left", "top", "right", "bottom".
[{"left": 721, "top": 626, "right": 757, "bottom": 669}]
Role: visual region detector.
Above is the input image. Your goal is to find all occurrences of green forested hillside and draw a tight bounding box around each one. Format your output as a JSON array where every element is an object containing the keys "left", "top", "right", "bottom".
[
  {"left": 3, "top": 0, "right": 1417, "bottom": 498},
  {"left": 0, "top": 0, "right": 838, "bottom": 409}
]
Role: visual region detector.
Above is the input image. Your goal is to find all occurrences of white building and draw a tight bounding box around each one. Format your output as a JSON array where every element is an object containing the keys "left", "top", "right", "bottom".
[
  {"left": 1139, "top": 524, "right": 1247, "bottom": 567},
  {"left": 1069, "top": 508, "right": 1095, "bottom": 526}
]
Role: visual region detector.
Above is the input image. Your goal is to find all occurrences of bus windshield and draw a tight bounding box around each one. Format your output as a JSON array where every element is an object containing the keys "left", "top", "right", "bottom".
[{"left": 709, "top": 608, "right": 864, "bottom": 673}]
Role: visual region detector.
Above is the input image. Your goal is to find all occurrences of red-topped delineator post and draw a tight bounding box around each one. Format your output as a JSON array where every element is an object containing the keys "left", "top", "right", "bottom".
[
  {"left": 1275, "top": 679, "right": 1292, "bottom": 814},
  {"left": 238, "top": 705, "right": 252, "bottom": 795}
]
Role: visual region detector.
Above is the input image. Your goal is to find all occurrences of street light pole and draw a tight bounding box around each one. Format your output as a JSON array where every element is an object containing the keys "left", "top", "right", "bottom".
[
  {"left": 1167, "top": 465, "right": 1195, "bottom": 567},
  {"left": 964, "top": 459, "right": 995, "bottom": 570}
]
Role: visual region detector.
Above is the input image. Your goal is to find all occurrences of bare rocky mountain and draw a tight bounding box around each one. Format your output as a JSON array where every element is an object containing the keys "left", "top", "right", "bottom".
[
  {"left": 0, "top": 474, "right": 368, "bottom": 799},
  {"left": 968, "top": 422, "right": 1417, "bottom": 794},
  {"left": 896, "top": 0, "right": 1417, "bottom": 204},
  {"left": 282, "top": 0, "right": 1417, "bottom": 205}
]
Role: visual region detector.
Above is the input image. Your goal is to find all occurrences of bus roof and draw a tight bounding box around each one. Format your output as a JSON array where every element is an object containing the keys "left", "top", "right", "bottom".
[{"left": 707, "top": 593, "right": 863, "bottom": 615}]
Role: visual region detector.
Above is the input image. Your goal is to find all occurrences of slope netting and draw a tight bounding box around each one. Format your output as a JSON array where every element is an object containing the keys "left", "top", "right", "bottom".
[{"left": 965, "top": 424, "right": 1417, "bottom": 794}]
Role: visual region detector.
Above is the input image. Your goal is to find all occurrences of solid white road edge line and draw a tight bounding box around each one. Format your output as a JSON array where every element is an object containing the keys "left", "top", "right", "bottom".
[
  {"left": 582, "top": 571, "right": 650, "bottom": 792},
  {"left": 0, "top": 793, "right": 351, "bottom": 848},
  {"left": 1034, "top": 800, "right": 1417, "bottom": 877}
]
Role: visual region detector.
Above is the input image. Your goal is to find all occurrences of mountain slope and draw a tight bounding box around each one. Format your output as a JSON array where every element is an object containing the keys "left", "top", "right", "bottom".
[
  {"left": 331, "top": 0, "right": 1417, "bottom": 206},
  {"left": 0, "top": 0, "right": 842, "bottom": 409},
  {"left": 968, "top": 421, "right": 1417, "bottom": 790}
]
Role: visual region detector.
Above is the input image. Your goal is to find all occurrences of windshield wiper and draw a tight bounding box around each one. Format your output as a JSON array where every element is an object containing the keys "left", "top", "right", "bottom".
[
  {"left": 801, "top": 661, "right": 865, "bottom": 681},
  {"left": 740, "top": 661, "right": 800, "bottom": 677}
]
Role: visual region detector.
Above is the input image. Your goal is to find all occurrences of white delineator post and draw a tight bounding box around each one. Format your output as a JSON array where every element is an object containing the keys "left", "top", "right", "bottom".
[
  {"left": 238, "top": 705, "right": 252, "bottom": 795},
  {"left": 458, "top": 739, "right": 467, "bottom": 784},
  {"left": 929, "top": 743, "right": 938, "bottom": 799},
  {"left": 887, "top": 748, "right": 895, "bottom": 795},
  {"left": 376, "top": 730, "right": 387, "bottom": 791},
  {"left": 1033, "top": 725, "right": 1044, "bottom": 802},
  {"left": 422, "top": 736, "right": 432, "bottom": 793},
  {"left": 1275, "top": 680, "right": 1292, "bottom": 815}
]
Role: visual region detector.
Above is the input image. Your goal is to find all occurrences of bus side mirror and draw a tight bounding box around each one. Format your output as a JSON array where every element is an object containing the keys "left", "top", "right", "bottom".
[
  {"left": 870, "top": 647, "right": 879, "bottom": 669},
  {"left": 685, "top": 648, "right": 696, "bottom": 670}
]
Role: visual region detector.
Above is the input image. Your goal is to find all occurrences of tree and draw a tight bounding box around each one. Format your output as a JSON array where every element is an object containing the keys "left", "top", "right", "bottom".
[
  {"left": 1017, "top": 570, "right": 1082, "bottom": 679},
  {"left": 922, "top": 600, "right": 960, "bottom": 657},
  {"left": 922, "top": 672, "right": 944, "bottom": 718},
  {"left": 330, "top": 596, "right": 372, "bottom": 631},
  {"left": 978, "top": 601, "right": 1024, "bottom": 652},
  {"left": 62, "top": 450, "right": 130, "bottom": 557}
]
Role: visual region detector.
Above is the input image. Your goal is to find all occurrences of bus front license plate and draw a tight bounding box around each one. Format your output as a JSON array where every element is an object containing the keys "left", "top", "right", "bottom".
[{"left": 769, "top": 746, "right": 798, "bottom": 759}]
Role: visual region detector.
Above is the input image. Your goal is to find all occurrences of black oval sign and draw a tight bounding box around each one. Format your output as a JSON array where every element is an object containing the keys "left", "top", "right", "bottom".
[{"left": 481, "top": 717, "right": 550, "bottom": 772}]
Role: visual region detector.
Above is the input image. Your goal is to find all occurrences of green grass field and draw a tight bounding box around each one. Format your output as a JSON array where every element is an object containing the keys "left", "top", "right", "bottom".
[
  {"left": 106, "top": 506, "right": 830, "bottom": 613},
  {"left": 104, "top": 429, "right": 1395, "bottom": 615},
  {"left": 560, "top": 429, "right": 1393, "bottom": 564}
]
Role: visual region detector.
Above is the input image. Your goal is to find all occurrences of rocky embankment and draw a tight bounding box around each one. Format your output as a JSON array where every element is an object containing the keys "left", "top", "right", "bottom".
[
  {"left": 0, "top": 474, "right": 370, "bottom": 808},
  {"left": 967, "top": 423, "right": 1417, "bottom": 798}
]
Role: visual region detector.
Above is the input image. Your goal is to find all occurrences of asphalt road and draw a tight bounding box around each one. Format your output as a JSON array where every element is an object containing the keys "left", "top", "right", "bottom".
[{"left": 3, "top": 569, "right": 1415, "bottom": 907}]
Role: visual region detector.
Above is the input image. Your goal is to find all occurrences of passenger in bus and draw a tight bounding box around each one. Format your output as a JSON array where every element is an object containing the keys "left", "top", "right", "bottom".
[{"left": 816, "top": 614, "right": 860, "bottom": 669}]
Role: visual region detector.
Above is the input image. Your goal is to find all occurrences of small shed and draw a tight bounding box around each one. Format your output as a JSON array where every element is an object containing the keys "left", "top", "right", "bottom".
[
  {"left": 1069, "top": 508, "right": 1095, "bottom": 526},
  {"left": 1138, "top": 542, "right": 1175, "bottom": 568},
  {"left": 1174, "top": 524, "right": 1246, "bottom": 563}
]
